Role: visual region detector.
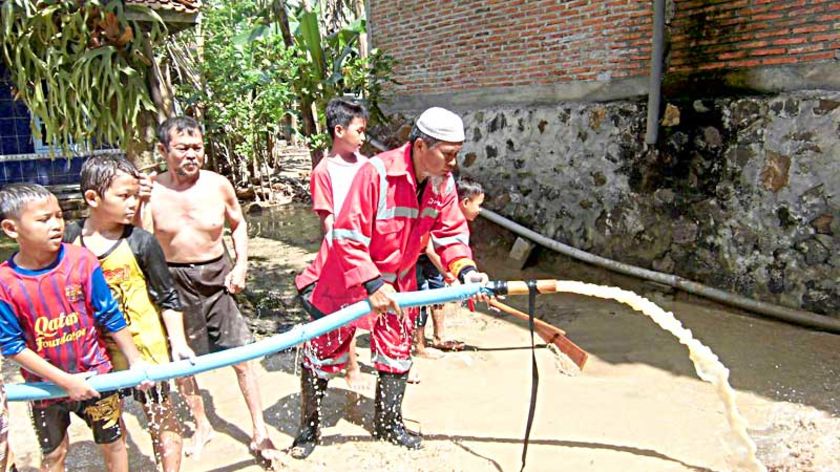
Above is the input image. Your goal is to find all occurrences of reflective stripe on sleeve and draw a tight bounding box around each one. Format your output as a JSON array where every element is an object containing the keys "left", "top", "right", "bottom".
[
  {"left": 332, "top": 228, "right": 371, "bottom": 247},
  {"left": 431, "top": 233, "right": 470, "bottom": 248}
]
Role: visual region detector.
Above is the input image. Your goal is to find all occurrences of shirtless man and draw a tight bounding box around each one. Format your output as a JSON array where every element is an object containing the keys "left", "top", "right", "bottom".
[{"left": 139, "top": 116, "right": 278, "bottom": 461}]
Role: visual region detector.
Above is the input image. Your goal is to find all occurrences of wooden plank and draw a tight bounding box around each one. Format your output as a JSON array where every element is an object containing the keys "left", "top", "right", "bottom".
[{"left": 489, "top": 299, "right": 589, "bottom": 370}]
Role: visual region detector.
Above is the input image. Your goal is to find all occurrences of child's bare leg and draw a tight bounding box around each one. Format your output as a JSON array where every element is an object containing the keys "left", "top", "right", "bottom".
[
  {"left": 344, "top": 335, "right": 363, "bottom": 390},
  {"left": 99, "top": 436, "right": 129, "bottom": 472},
  {"left": 432, "top": 306, "right": 446, "bottom": 345},
  {"left": 175, "top": 376, "right": 214, "bottom": 457},
  {"left": 414, "top": 321, "right": 443, "bottom": 359},
  {"left": 40, "top": 435, "right": 69, "bottom": 472},
  {"left": 143, "top": 397, "right": 183, "bottom": 472},
  {"left": 414, "top": 326, "right": 427, "bottom": 352},
  {"left": 431, "top": 304, "right": 464, "bottom": 351}
]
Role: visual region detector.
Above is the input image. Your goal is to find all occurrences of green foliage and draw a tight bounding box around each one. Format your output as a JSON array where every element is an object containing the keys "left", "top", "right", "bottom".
[
  {"left": 178, "top": 0, "right": 298, "bottom": 176},
  {"left": 287, "top": 5, "right": 395, "bottom": 143},
  {"left": 180, "top": 0, "right": 394, "bottom": 174},
  {"left": 0, "top": 0, "right": 165, "bottom": 154}
]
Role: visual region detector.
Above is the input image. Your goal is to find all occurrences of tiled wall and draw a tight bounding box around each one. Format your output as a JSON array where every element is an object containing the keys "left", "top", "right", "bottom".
[
  {"left": 0, "top": 67, "right": 34, "bottom": 156},
  {"left": 0, "top": 155, "right": 85, "bottom": 186},
  {"left": 0, "top": 63, "right": 88, "bottom": 187}
]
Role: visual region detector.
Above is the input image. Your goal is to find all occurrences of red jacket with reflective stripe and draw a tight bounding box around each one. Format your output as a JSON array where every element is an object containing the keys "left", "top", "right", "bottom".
[{"left": 309, "top": 143, "right": 473, "bottom": 316}]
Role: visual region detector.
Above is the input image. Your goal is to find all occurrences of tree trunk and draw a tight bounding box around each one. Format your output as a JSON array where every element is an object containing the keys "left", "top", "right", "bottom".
[
  {"left": 125, "top": 110, "right": 157, "bottom": 168},
  {"left": 127, "top": 31, "right": 176, "bottom": 168},
  {"left": 353, "top": 0, "right": 368, "bottom": 58},
  {"left": 193, "top": 11, "right": 206, "bottom": 122},
  {"left": 145, "top": 32, "right": 174, "bottom": 121},
  {"left": 273, "top": 0, "right": 295, "bottom": 49},
  {"left": 273, "top": 0, "right": 321, "bottom": 166}
]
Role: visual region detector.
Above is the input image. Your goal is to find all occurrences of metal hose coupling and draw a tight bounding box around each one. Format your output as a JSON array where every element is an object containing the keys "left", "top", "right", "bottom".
[{"left": 484, "top": 280, "right": 509, "bottom": 296}]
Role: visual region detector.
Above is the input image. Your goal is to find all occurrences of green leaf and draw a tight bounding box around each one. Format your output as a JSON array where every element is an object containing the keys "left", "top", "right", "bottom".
[
  {"left": 2, "top": 1, "right": 15, "bottom": 37},
  {"left": 298, "top": 11, "right": 324, "bottom": 82}
]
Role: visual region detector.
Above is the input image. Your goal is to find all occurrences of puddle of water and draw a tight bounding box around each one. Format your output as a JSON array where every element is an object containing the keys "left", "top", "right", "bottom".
[{"left": 246, "top": 204, "right": 321, "bottom": 251}]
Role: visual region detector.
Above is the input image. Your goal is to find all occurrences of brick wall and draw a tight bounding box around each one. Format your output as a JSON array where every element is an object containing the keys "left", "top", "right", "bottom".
[
  {"left": 369, "top": 0, "right": 839, "bottom": 96},
  {"left": 670, "top": 0, "right": 839, "bottom": 72}
]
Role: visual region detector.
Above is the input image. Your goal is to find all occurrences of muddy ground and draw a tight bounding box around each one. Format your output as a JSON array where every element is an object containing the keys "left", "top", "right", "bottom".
[{"left": 3, "top": 205, "right": 839, "bottom": 471}]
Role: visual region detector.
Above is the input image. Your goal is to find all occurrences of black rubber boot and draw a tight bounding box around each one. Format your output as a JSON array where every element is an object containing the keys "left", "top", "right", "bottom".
[
  {"left": 290, "top": 366, "right": 328, "bottom": 459},
  {"left": 372, "top": 371, "right": 422, "bottom": 449}
]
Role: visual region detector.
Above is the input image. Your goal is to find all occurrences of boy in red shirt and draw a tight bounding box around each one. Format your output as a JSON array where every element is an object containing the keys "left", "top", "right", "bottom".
[
  {"left": 296, "top": 98, "right": 369, "bottom": 390},
  {"left": 0, "top": 379, "right": 14, "bottom": 471},
  {"left": 0, "top": 183, "right": 150, "bottom": 472}
]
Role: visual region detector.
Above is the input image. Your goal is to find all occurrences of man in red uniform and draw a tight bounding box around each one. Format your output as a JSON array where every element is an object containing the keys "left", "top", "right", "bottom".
[{"left": 291, "top": 107, "right": 489, "bottom": 458}]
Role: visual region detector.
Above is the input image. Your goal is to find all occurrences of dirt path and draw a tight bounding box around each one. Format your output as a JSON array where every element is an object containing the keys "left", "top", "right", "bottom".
[{"left": 4, "top": 206, "right": 838, "bottom": 471}]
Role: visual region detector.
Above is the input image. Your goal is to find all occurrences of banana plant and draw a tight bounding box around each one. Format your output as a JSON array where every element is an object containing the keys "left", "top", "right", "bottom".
[
  {"left": 287, "top": 3, "right": 392, "bottom": 155},
  {"left": 0, "top": 0, "right": 166, "bottom": 156}
]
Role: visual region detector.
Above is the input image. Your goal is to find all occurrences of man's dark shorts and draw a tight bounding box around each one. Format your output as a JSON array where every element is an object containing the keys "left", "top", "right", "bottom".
[
  {"left": 168, "top": 255, "right": 254, "bottom": 356},
  {"left": 31, "top": 391, "right": 123, "bottom": 455},
  {"left": 416, "top": 255, "right": 446, "bottom": 328}
]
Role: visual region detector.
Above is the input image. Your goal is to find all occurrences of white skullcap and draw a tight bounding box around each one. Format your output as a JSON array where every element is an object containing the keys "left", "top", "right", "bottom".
[{"left": 415, "top": 107, "right": 465, "bottom": 143}]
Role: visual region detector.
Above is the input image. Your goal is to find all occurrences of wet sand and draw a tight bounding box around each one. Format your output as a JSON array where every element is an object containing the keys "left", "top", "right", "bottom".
[{"left": 4, "top": 206, "right": 838, "bottom": 471}]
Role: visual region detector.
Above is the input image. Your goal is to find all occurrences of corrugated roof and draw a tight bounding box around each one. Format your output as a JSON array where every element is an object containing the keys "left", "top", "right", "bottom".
[{"left": 125, "top": 0, "right": 201, "bottom": 15}]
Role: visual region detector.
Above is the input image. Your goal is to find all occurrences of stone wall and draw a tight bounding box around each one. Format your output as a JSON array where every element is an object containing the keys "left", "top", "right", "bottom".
[{"left": 455, "top": 92, "right": 839, "bottom": 316}]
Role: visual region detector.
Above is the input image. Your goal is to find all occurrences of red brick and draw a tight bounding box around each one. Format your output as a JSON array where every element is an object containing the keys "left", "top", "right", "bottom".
[
  {"left": 787, "top": 44, "right": 825, "bottom": 54},
  {"left": 812, "top": 32, "right": 840, "bottom": 42},
  {"left": 752, "top": 47, "right": 787, "bottom": 56},
  {"left": 792, "top": 24, "right": 831, "bottom": 34},
  {"left": 725, "top": 58, "right": 762, "bottom": 68},
  {"left": 760, "top": 55, "right": 801, "bottom": 65},
  {"left": 719, "top": 50, "right": 748, "bottom": 60},
  {"left": 754, "top": 29, "right": 792, "bottom": 39},
  {"left": 772, "top": 37, "right": 808, "bottom": 46},
  {"left": 752, "top": 12, "right": 785, "bottom": 21},
  {"left": 796, "top": 51, "right": 836, "bottom": 61}
]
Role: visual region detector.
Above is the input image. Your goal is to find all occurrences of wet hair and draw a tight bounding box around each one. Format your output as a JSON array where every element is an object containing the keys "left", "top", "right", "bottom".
[
  {"left": 80, "top": 153, "right": 139, "bottom": 198},
  {"left": 408, "top": 126, "right": 440, "bottom": 149},
  {"left": 0, "top": 183, "right": 55, "bottom": 220},
  {"left": 456, "top": 177, "right": 484, "bottom": 201},
  {"left": 157, "top": 116, "right": 203, "bottom": 150},
  {"left": 326, "top": 98, "right": 368, "bottom": 139}
]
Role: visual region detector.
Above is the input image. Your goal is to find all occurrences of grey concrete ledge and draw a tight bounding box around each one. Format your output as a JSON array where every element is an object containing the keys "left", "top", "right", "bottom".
[
  {"left": 663, "top": 61, "right": 840, "bottom": 97},
  {"left": 384, "top": 61, "right": 840, "bottom": 114},
  {"left": 384, "top": 77, "right": 649, "bottom": 114}
]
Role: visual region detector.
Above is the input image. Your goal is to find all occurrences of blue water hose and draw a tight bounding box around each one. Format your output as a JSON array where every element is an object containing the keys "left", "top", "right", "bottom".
[{"left": 6, "top": 283, "right": 488, "bottom": 402}]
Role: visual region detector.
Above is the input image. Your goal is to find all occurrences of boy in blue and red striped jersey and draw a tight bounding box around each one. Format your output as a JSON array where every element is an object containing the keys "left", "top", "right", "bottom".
[{"left": 0, "top": 183, "right": 150, "bottom": 472}]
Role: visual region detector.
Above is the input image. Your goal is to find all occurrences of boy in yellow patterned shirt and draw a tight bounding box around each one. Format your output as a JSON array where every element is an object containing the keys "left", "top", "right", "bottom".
[{"left": 65, "top": 154, "right": 194, "bottom": 472}]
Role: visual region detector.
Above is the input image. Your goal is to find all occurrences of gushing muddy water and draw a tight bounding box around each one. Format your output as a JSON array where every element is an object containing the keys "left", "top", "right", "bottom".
[
  {"left": 553, "top": 280, "right": 764, "bottom": 471},
  {"left": 472, "top": 215, "right": 839, "bottom": 472}
]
